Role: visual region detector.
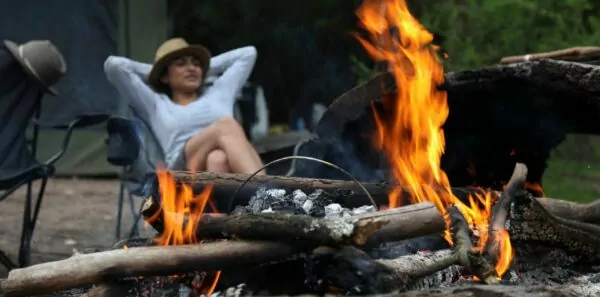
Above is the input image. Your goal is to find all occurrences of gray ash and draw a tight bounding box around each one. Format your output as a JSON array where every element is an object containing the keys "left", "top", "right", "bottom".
[{"left": 231, "top": 187, "right": 376, "bottom": 218}]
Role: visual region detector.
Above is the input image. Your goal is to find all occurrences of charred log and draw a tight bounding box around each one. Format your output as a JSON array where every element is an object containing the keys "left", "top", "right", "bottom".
[
  {"left": 509, "top": 191, "right": 600, "bottom": 263},
  {"left": 142, "top": 198, "right": 439, "bottom": 246},
  {"left": 294, "top": 60, "right": 600, "bottom": 190},
  {"left": 484, "top": 163, "right": 528, "bottom": 266},
  {"left": 307, "top": 206, "right": 495, "bottom": 294},
  {"left": 170, "top": 172, "right": 600, "bottom": 224}
]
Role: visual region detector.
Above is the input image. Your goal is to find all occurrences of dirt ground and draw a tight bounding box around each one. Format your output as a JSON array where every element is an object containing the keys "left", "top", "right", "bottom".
[{"left": 0, "top": 178, "right": 155, "bottom": 277}]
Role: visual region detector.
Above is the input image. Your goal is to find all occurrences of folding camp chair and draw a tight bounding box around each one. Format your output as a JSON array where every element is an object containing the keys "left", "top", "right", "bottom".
[
  {"left": 107, "top": 107, "right": 163, "bottom": 241},
  {"left": 0, "top": 46, "right": 109, "bottom": 270}
]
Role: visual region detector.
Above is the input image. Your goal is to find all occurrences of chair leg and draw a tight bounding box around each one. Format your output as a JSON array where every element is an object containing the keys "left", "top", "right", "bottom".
[
  {"left": 0, "top": 250, "right": 17, "bottom": 270},
  {"left": 18, "top": 177, "right": 48, "bottom": 267},
  {"left": 127, "top": 192, "right": 141, "bottom": 238},
  {"left": 115, "top": 180, "right": 126, "bottom": 242}
]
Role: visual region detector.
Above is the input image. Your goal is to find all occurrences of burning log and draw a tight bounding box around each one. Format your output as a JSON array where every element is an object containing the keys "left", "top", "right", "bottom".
[
  {"left": 306, "top": 205, "right": 496, "bottom": 294},
  {"left": 483, "top": 163, "right": 527, "bottom": 272},
  {"left": 141, "top": 197, "right": 442, "bottom": 247},
  {"left": 0, "top": 241, "right": 299, "bottom": 297},
  {"left": 170, "top": 171, "right": 391, "bottom": 211},
  {"left": 170, "top": 171, "right": 600, "bottom": 224}
]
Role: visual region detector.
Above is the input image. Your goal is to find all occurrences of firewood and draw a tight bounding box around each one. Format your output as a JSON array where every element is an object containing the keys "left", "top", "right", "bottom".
[
  {"left": 0, "top": 241, "right": 300, "bottom": 297},
  {"left": 484, "top": 163, "right": 528, "bottom": 266},
  {"left": 171, "top": 171, "right": 392, "bottom": 211},
  {"left": 276, "top": 285, "right": 598, "bottom": 297},
  {"left": 499, "top": 46, "right": 600, "bottom": 64},
  {"left": 510, "top": 191, "right": 600, "bottom": 262},
  {"left": 307, "top": 206, "right": 496, "bottom": 294},
  {"left": 142, "top": 197, "right": 445, "bottom": 246},
  {"left": 171, "top": 171, "right": 600, "bottom": 225}
]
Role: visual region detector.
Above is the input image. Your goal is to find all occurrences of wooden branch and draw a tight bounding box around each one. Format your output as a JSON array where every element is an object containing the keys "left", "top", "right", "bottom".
[
  {"left": 499, "top": 46, "right": 600, "bottom": 64},
  {"left": 193, "top": 212, "right": 386, "bottom": 246},
  {"left": 284, "top": 284, "right": 600, "bottom": 297},
  {"left": 0, "top": 241, "right": 300, "bottom": 297},
  {"left": 171, "top": 171, "right": 392, "bottom": 211},
  {"left": 357, "top": 202, "right": 445, "bottom": 245},
  {"left": 536, "top": 198, "right": 600, "bottom": 225},
  {"left": 447, "top": 206, "right": 496, "bottom": 284},
  {"left": 142, "top": 199, "right": 439, "bottom": 246},
  {"left": 309, "top": 209, "right": 495, "bottom": 294},
  {"left": 484, "top": 163, "right": 528, "bottom": 264},
  {"left": 308, "top": 246, "right": 461, "bottom": 294},
  {"left": 171, "top": 171, "right": 600, "bottom": 225}
]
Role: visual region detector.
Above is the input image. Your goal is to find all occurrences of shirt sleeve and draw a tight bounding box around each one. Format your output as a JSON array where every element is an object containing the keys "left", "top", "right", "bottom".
[
  {"left": 206, "top": 46, "right": 258, "bottom": 105},
  {"left": 103, "top": 55, "right": 161, "bottom": 122}
]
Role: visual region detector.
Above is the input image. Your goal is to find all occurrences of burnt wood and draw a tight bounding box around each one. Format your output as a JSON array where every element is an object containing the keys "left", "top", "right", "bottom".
[
  {"left": 171, "top": 172, "right": 600, "bottom": 225},
  {"left": 294, "top": 60, "right": 600, "bottom": 191},
  {"left": 142, "top": 198, "right": 443, "bottom": 247}
]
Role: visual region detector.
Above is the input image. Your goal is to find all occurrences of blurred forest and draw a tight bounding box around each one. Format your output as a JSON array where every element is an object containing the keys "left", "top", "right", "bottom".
[
  {"left": 168, "top": 0, "right": 600, "bottom": 124},
  {"left": 168, "top": 0, "right": 600, "bottom": 201}
]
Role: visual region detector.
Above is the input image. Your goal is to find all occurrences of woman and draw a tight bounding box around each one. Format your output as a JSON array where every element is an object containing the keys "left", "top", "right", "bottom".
[{"left": 104, "top": 37, "right": 265, "bottom": 174}]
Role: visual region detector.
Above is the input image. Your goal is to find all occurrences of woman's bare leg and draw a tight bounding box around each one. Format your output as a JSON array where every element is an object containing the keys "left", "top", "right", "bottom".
[
  {"left": 205, "top": 149, "right": 230, "bottom": 173},
  {"left": 184, "top": 117, "right": 264, "bottom": 174}
]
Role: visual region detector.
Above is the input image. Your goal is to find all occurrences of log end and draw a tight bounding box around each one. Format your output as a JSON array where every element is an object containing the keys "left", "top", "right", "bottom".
[{"left": 353, "top": 218, "right": 389, "bottom": 246}]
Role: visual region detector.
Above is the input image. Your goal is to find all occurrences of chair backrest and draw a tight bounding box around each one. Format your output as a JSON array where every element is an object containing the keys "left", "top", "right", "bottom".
[
  {"left": 121, "top": 106, "right": 164, "bottom": 197},
  {"left": 0, "top": 46, "right": 45, "bottom": 189}
]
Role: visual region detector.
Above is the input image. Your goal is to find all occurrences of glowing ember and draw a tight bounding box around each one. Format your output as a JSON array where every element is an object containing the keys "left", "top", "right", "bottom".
[
  {"left": 355, "top": 0, "right": 514, "bottom": 277},
  {"left": 148, "top": 167, "right": 220, "bottom": 295}
]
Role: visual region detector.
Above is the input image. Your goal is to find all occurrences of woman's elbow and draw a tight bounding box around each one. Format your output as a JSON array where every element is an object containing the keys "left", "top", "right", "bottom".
[
  {"left": 241, "top": 46, "right": 258, "bottom": 64},
  {"left": 103, "top": 56, "right": 127, "bottom": 80}
]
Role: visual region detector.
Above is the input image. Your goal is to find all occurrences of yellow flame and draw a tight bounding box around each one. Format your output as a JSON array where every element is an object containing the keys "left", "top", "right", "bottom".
[{"left": 355, "top": 0, "right": 513, "bottom": 277}]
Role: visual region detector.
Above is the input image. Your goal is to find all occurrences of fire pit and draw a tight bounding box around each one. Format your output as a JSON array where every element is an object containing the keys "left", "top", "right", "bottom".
[
  {"left": 2, "top": 169, "right": 600, "bottom": 297},
  {"left": 3, "top": 0, "right": 600, "bottom": 296}
]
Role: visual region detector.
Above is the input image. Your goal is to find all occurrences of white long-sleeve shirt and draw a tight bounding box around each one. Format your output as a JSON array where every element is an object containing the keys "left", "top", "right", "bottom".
[{"left": 104, "top": 46, "right": 258, "bottom": 168}]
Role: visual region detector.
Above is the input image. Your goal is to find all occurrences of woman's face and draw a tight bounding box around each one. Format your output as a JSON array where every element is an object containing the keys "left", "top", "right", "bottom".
[{"left": 161, "top": 56, "right": 203, "bottom": 93}]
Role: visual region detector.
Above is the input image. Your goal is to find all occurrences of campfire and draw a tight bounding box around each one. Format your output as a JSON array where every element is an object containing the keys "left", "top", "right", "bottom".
[{"left": 3, "top": 0, "right": 600, "bottom": 297}]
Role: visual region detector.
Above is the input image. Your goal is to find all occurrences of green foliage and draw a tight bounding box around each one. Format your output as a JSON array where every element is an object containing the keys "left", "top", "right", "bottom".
[{"left": 415, "top": 0, "right": 600, "bottom": 71}]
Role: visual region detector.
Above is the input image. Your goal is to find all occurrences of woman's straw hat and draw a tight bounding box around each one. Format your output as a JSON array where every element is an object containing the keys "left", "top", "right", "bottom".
[{"left": 148, "top": 38, "right": 211, "bottom": 90}]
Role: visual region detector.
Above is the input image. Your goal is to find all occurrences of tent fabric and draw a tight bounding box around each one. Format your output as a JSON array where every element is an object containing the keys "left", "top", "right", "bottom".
[
  {"left": 0, "top": 0, "right": 120, "bottom": 125},
  {"left": 0, "top": 0, "right": 121, "bottom": 176},
  {"left": 0, "top": 46, "right": 43, "bottom": 180}
]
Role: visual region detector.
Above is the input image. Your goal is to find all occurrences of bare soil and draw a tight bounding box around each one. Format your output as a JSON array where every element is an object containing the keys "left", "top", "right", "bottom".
[{"left": 0, "top": 178, "right": 155, "bottom": 277}]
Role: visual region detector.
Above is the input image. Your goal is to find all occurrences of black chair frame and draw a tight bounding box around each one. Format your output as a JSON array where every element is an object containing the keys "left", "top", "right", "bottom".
[{"left": 0, "top": 94, "right": 108, "bottom": 270}]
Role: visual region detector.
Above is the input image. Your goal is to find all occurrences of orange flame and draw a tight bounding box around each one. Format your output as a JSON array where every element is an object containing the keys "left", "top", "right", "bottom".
[
  {"left": 524, "top": 181, "right": 544, "bottom": 197},
  {"left": 355, "top": 0, "right": 513, "bottom": 277},
  {"left": 151, "top": 167, "right": 220, "bottom": 295}
]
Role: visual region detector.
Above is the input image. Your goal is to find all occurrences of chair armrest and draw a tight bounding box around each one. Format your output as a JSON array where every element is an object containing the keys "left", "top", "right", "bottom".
[
  {"left": 39, "top": 115, "right": 111, "bottom": 166},
  {"left": 106, "top": 116, "right": 141, "bottom": 167},
  {"left": 34, "top": 113, "right": 111, "bottom": 129}
]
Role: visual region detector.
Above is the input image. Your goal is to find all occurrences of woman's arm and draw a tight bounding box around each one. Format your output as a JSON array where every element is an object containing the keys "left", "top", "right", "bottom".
[
  {"left": 103, "top": 56, "right": 160, "bottom": 121},
  {"left": 207, "top": 46, "right": 258, "bottom": 103}
]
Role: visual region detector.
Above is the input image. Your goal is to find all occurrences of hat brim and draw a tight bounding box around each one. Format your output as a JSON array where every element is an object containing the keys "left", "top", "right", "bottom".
[
  {"left": 148, "top": 45, "right": 211, "bottom": 91},
  {"left": 4, "top": 40, "right": 58, "bottom": 96}
]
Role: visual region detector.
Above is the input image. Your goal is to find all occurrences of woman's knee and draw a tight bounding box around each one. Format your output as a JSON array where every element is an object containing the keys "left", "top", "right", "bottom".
[
  {"left": 214, "top": 117, "right": 245, "bottom": 136},
  {"left": 206, "top": 149, "right": 229, "bottom": 172}
]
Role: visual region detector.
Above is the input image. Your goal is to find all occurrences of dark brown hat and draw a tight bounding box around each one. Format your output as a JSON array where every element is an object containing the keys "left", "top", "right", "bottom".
[
  {"left": 148, "top": 38, "right": 211, "bottom": 91},
  {"left": 3, "top": 39, "right": 67, "bottom": 95}
]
